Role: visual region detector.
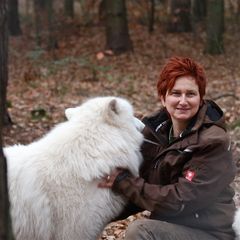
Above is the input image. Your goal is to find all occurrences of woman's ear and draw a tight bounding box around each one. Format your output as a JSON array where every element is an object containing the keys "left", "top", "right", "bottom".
[{"left": 160, "top": 96, "right": 165, "bottom": 107}]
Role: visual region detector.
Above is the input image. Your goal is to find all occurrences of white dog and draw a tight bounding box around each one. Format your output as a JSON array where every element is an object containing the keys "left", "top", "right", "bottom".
[
  {"left": 4, "top": 96, "right": 144, "bottom": 240},
  {"left": 233, "top": 208, "right": 240, "bottom": 240}
]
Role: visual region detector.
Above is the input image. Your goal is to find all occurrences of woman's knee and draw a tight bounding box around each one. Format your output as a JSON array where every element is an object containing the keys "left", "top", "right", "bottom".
[{"left": 124, "top": 219, "right": 152, "bottom": 240}]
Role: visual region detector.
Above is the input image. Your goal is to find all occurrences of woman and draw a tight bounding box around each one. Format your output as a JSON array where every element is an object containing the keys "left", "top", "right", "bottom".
[{"left": 99, "top": 57, "right": 236, "bottom": 240}]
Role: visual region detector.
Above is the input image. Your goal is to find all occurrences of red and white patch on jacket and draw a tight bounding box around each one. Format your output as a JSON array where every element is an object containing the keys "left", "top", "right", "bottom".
[{"left": 184, "top": 170, "right": 195, "bottom": 182}]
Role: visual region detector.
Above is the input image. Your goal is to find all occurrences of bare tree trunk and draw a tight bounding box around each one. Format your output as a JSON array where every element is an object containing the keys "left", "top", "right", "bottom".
[
  {"left": 8, "top": 0, "right": 22, "bottom": 36},
  {"left": 0, "top": 0, "right": 14, "bottom": 239},
  {"left": 167, "top": 0, "right": 192, "bottom": 32},
  {"left": 0, "top": 142, "right": 13, "bottom": 240},
  {"left": 46, "top": 0, "right": 58, "bottom": 51},
  {"left": 64, "top": 0, "right": 74, "bottom": 19},
  {"left": 33, "top": 0, "right": 43, "bottom": 46},
  {"left": 191, "top": 0, "right": 206, "bottom": 22},
  {"left": 0, "top": 136, "right": 9, "bottom": 240},
  {"left": 104, "top": 0, "right": 133, "bottom": 54},
  {"left": 148, "top": 0, "right": 155, "bottom": 33},
  {"left": 33, "top": 0, "right": 58, "bottom": 51},
  {"left": 0, "top": 0, "right": 11, "bottom": 126},
  {"left": 205, "top": 0, "right": 224, "bottom": 54},
  {"left": 191, "top": 0, "right": 206, "bottom": 38}
]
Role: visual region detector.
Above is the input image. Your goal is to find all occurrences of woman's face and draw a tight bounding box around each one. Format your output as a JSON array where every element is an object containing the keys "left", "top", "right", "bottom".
[{"left": 161, "top": 76, "right": 201, "bottom": 125}]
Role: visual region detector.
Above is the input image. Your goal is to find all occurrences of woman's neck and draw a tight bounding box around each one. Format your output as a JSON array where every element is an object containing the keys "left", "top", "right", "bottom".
[{"left": 171, "top": 120, "right": 189, "bottom": 137}]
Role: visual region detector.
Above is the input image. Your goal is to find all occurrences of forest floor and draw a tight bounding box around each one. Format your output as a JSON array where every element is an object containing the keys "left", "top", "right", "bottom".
[{"left": 3, "top": 18, "right": 240, "bottom": 239}]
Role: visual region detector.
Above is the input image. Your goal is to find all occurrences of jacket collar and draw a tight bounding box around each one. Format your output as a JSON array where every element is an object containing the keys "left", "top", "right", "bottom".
[{"left": 142, "top": 100, "right": 226, "bottom": 147}]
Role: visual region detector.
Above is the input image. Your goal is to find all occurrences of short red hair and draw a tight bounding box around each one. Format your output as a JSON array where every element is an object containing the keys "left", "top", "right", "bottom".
[{"left": 157, "top": 57, "right": 207, "bottom": 100}]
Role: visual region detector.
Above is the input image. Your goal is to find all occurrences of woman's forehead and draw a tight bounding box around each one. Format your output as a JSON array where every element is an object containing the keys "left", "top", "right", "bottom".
[{"left": 172, "top": 76, "right": 199, "bottom": 90}]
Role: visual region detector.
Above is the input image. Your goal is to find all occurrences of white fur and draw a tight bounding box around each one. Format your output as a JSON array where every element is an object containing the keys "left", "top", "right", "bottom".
[
  {"left": 5, "top": 96, "right": 144, "bottom": 240},
  {"left": 233, "top": 208, "right": 240, "bottom": 240}
]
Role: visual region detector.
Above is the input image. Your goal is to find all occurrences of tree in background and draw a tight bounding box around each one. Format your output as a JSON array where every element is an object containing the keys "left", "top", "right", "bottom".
[
  {"left": 167, "top": 0, "right": 192, "bottom": 32},
  {"left": 148, "top": 0, "right": 155, "bottom": 33},
  {"left": 205, "top": 0, "right": 224, "bottom": 54},
  {"left": 34, "top": 0, "right": 45, "bottom": 47},
  {"left": 0, "top": 0, "right": 12, "bottom": 126},
  {"left": 6, "top": 0, "right": 230, "bottom": 57},
  {"left": 191, "top": 0, "right": 206, "bottom": 23},
  {"left": 46, "top": 0, "right": 58, "bottom": 51},
  {"left": 8, "top": 0, "right": 22, "bottom": 36},
  {"left": 33, "top": 0, "right": 58, "bottom": 51},
  {"left": 0, "top": 1, "right": 14, "bottom": 239},
  {"left": 64, "top": 0, "right": 74, "bottom": 19},
  {"left": 191, "top": 0, "right": 206, "bottom": 38},
  {"left": 104, "top": 0, "right": 133, "bottom": 54}
]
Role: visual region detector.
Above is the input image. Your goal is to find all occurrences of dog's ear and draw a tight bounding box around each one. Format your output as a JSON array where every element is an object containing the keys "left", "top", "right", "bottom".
[
  {"left": 65, "top": 108, "right": 75, "bottom": 120},
  {"left": 109, "top": 99, "right": 119, "bottom": 115}
]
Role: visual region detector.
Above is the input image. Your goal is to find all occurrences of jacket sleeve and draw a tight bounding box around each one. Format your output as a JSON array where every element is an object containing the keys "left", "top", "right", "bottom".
[{"left": 112, "top": 129, "right": 236, "bottom": 217}]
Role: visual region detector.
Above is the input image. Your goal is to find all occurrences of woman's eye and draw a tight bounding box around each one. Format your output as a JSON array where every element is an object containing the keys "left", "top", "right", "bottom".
[
  {"left": 187, "top": 92, "right": 196, "bottom": 97},
  {"left": 171, "top": 92, "right": 180, "bottom": 96}
]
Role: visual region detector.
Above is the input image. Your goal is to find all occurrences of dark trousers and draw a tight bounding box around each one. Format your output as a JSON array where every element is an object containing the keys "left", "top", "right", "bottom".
[{"left": 124, "top": 219, "right": 218, "bottom": 240}]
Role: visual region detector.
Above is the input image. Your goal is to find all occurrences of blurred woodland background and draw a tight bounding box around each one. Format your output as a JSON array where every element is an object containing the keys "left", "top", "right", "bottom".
[{"left": 0, "top": 0, "right": 240, "bottom": 239}]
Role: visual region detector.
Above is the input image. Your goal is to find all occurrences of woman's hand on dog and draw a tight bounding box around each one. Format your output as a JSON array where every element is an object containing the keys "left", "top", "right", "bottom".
[{"left": 98, "top": 168, "right": 126, "bottom": 188}]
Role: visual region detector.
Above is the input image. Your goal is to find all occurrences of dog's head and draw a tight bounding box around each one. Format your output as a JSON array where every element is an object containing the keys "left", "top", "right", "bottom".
[
  {"left": 64, "top": 97, "right": 144, "bottom": 180},
  {"left": 65, "top": 96, "right": 144, "bottom": 133}
]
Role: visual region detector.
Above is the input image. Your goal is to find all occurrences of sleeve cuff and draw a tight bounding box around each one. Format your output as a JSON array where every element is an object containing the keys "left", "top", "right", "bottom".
[{"left": 114, "top": 170, "right": 131, "bottom": 183}]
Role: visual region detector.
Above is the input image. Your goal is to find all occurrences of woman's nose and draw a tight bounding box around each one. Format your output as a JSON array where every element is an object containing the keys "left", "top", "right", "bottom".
[{"left": 179, "top": 95, "right": 187, "bottom": 104}]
